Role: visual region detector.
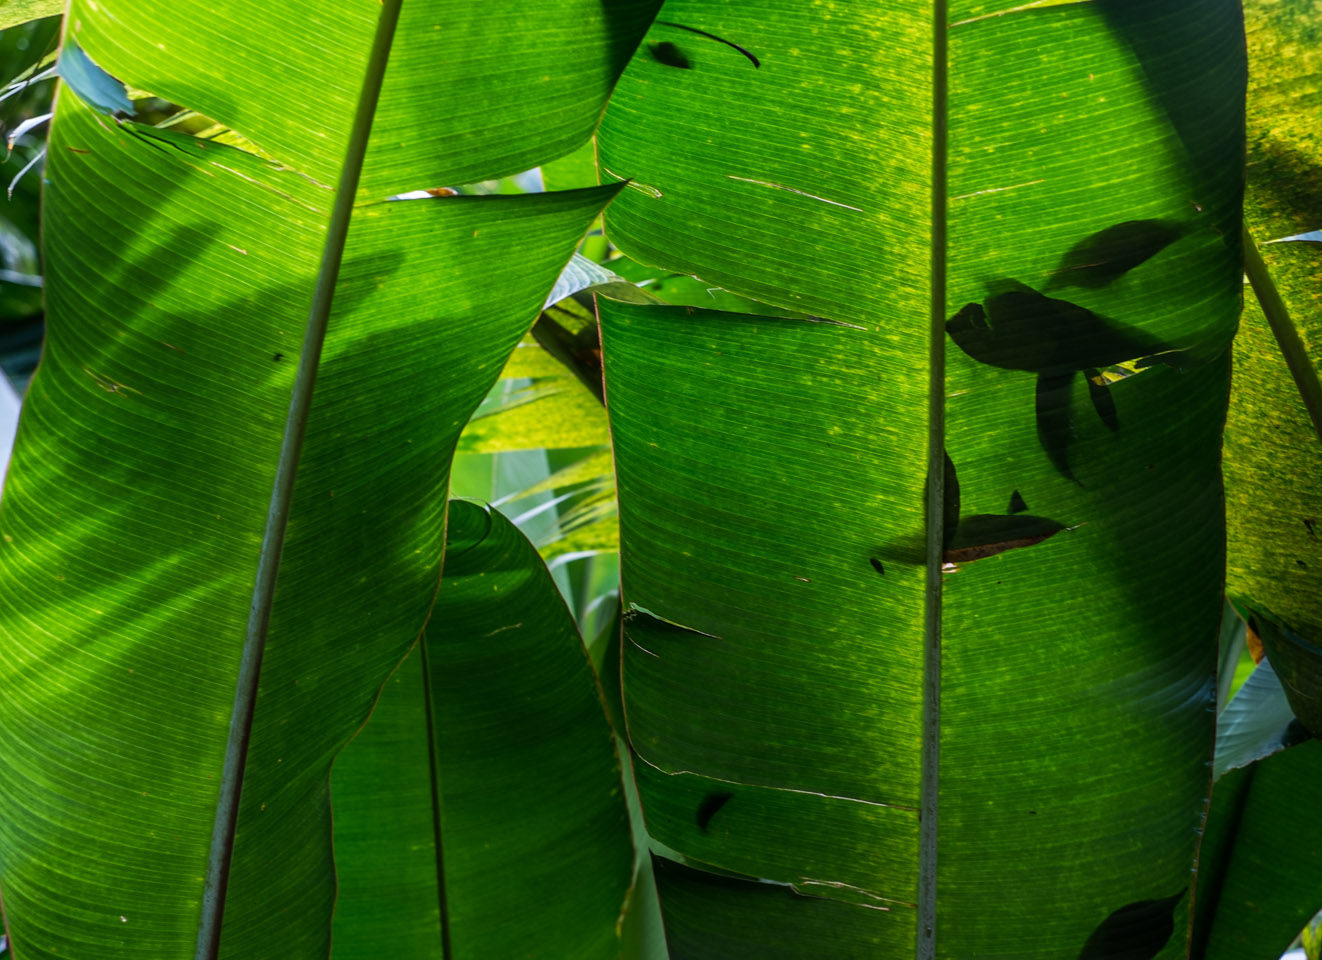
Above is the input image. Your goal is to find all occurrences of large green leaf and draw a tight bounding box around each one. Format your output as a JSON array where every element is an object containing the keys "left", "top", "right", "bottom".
[
  {"left": 597, "top": 1, "right": 1243, "bottom": 956},
  {"left": 69, "top": 0, "right": 660, "bottom": 198},
  {"left": 329, "top": 501, "right": 632, "bottom": 959},
  {"left": 0, "top": 1, "right": 652, "bottom": 955},
  {"left": 1225, "top": 0, "right": 1322, "bottom": 647}
]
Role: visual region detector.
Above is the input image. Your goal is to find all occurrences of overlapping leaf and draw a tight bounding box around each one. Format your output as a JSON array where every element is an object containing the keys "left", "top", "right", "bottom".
[
  {"left": 329, "top": 502, "right": 631, "bottom": 959},
  {"left": 0, "top": 1, "right": 656, "bottom": 956}
]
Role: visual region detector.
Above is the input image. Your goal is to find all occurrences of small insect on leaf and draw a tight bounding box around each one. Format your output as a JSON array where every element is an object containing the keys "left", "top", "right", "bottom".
[
  {"left": 1007, "top": 490, "right": 1029, "bottom": 514},
  {"left": 869, "top": 557, "right": 885, "bottom": 576}
]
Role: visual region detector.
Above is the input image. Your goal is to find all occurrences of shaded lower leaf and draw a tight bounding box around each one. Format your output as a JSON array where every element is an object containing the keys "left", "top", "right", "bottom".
[
  {"left": 1195, "top": 740, "right": 1322, "bottom": 960},
  {"left": 330, "top": 501, "right": 633, "bottom": 959},
  {"left": 652, "top": 856, "right": 909, "bottom": 960}
]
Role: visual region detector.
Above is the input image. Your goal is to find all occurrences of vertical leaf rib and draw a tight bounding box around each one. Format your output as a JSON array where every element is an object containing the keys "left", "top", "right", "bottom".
[
  {"left": 918, "top": 2, "right": 949, "bottom": 958},
  {"left": 1242, "top": 224, "right": 1322, "bottom": 445},
  {"left": 194, "top": 3, "right": 404, "bottom": 956}
]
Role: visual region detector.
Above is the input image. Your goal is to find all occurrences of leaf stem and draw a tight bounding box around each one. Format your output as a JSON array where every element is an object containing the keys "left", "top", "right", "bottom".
[
  {"left": 918, "top": 3, "right": 948, "bottom": 959},
  {"left": 193, "top": 2, "right": 405, "bottom": 957},
  {"left": 1242, "top": 224, "right": 1322, "bottom": 445}
]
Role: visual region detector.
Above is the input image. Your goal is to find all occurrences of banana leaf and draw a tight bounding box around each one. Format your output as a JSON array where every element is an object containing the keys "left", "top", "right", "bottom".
[
  {"left": 328, "top": 501, "right": 632, "bottom": 959},
  {"left": 0, "top": 1, "right": 657, "bottom": 956},
  {"left": 596, "top": 1, "right": 1243, "bottom": 956},
  {"left": 1194, "top": 740, "right": 1322, "bottom": 960}
]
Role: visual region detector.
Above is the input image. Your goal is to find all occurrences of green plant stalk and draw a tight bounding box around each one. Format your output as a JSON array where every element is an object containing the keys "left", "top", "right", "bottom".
[
  {"left": 919, "top": 2, "right": 948, "bottom": 957},
  {"left": 1242, "top": 224, "right": 1322, "bottom": 446},
  {"left": 194, "top": 2, "right": 404, "bottom": 956}
]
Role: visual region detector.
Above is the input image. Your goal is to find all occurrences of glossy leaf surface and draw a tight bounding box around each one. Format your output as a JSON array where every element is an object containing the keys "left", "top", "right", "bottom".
[{"left": 329, "top": 501, "right": 632, "bottom": 959}]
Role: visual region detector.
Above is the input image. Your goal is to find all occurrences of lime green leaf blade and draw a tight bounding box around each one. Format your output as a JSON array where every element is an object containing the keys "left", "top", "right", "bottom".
[
  {"left": 1225, "top": 0, "right": 1322, "bottom": 652},
  {"left": 459, "top": 376, "right": 608, "bottom": 454},
  {"left": 330, "top": 502, "right": 633, "bottom": 959},
  {"left": 597, "top": 1, "right": 1242, "bottom": 955},
  {"left": 68, "top": 0, "right": 660, "bottom": 196},
  {"left": 0, "top": 0, "right": 61, "bottom": 31},
  {"left": 0, "top": 71, "right": 618, "bottom": 957},
  {"left": 1305, "top": 906, "right": 1322, "bottom": 960}
]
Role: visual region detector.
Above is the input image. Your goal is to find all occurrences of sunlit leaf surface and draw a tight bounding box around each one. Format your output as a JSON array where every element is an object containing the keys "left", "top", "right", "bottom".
[
  {"left": 0, "top": 0, "right": 647, "bottom": 953},
  {"left": 597, "top": 1, "right": 1242, "bottom": 955}
]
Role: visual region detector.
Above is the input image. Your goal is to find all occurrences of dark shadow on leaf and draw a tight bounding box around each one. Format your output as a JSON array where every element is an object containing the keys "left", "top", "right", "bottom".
[
  {"left": 1008, "top": 489, "right": 1029, "bottom": 514},
  {"left": 948, "top": 280, "right": 1176, "bottom": 481},
  {"left": 1046, "top": 219, "right": 1186, "bottom": 290},
  {"left": 948, "top": 280, "right": 1171, "bottom": 376},
  {"left": 943, "top": 449, "right": 960, "bottom": 550},
  {"left": 943, "top": 514, "right": 1067, "bottom": 565},
  {"left": 1036, "top": 371, "right": 1079, "bottom": 483},
  {"left": 696, "top": 792, "right": 733, "bottom": 833},
  {"left": 1085, "top": 369, "right": 1120, "bottom": 431},
  {"left": 1077, "top": 888, "right": 1186, "bottom": 960},
  {"left": 649, "top": 41, "right": 692, "bottom": 69}
]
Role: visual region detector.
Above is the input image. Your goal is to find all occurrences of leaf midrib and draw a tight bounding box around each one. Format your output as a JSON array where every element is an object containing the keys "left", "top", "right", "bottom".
[
  {"left": 1242, "top": 224, "right": 1322, "bottom": 446},
  {"left": 193, "top": 3, "right": 406, "bottom": 957},
  {"left": 918, "top": 3, "right": 949, "bottom": 959}
]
